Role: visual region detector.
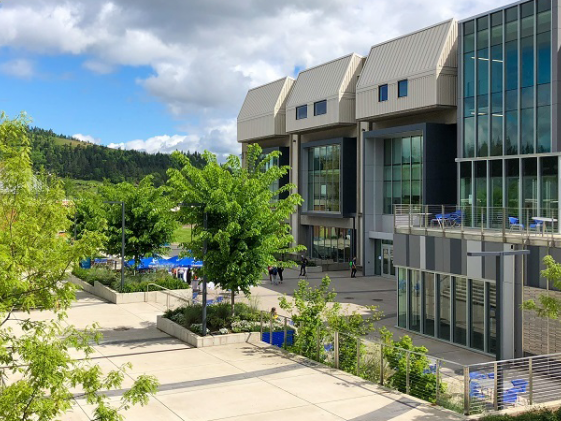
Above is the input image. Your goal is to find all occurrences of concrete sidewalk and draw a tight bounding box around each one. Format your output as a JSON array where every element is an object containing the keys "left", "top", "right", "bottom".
[{"left": 54, "top": 290, "right": 464, "bottom": 421}]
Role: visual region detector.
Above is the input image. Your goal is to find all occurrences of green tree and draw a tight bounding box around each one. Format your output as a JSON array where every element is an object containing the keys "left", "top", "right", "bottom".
[
  {"left": 70, "top": 191, "right": 108, "bottom": 243},
  {"left": 523, "top": 255, "right": 561, "bottom": 319},
  {"left": 168, "top": 144, "right": 304, "bottom": 312},
  {"left": 100, "top": 176, "right": 178, "bottom": 266},
  {"left": 0, "top": 112, "right": 158, "bottom": 420}
]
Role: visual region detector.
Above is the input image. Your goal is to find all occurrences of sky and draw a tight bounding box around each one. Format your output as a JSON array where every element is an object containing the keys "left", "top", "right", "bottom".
[{"left": 0, "top": 0, "right": 515, "bottom": 159}]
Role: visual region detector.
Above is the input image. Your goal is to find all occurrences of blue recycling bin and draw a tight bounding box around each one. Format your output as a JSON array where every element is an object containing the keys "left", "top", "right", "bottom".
[
  {"left": 80, "top": 258, "right": 91, "bottom": 269},
  {"left": 261, "top": 329, "right": 295, "bottom": 347}
]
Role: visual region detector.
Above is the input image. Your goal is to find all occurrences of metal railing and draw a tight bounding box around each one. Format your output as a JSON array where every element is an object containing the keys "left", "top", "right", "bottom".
[
  {"left": 145, "top": 283, "right": 193, "bottom": 310},
  {"left": 394, "top": 204, "right": 559, "bottom": 241},
  {"left": 257, "top": 311, "right": 561, "bottom": 415}
]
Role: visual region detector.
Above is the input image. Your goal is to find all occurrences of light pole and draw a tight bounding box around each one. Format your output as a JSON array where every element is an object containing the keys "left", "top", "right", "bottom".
[
  {"left": 104, "top": 201, "right": 125, "bottom": 292},
  {"left": 179, "top": 202, "right": 208, "bottom": 337}
]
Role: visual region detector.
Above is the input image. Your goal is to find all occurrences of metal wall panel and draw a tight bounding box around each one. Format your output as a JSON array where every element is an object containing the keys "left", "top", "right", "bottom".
[
  {"left": 436, "top": 72, "right": 457, "bottom": 106},
  {"left": 237, "top": 115, "right": 276, "bottom": 142}
]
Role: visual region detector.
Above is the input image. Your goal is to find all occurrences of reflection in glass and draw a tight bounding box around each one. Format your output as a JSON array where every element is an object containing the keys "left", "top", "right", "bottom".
[
  {"left": 488, "top": 283, "right": 497, "bottom": 354},
  {"left": 477, "top": 114, "right": 489, "bottom": 157},
  {"left": 491, "top": 115, "right": 503, "bottom": 156},
  {"left": 410, "top": 270, "right": 421, "bottom": 332},
  {"left": 438, "top": 275, "right": 451, "bottom": 341},
  {"left": 537, "top": 106, "right": 551, "bottom": 153},
  {"left": 398, "top": 268, "right": 407, "bottom": 328},
  {"left": 464, "top": 117, "right": 475, "bottom": 157},
  {"left": 491, "top": 46, "right": 503, "bottom": 93},
  {"left": 505, "top": 40, "right": 518, "bottom": 90},
  {"left": 471, "top": 280, "right": 486, "bottom": 351},
  {"left": 307, "top": 145, "right": 340, "bottom": 212},
  {"left": 464, "top": 53, "right": 475, "bottom": 98},
  {"left": 537, "top": 32, "right": 551, "bottom": 84},
  {"left": 507, "top": 159, "right": 520, "bottom": 218},
  {"left": 477, "top": 48, "right": 489, "bottom": 96},
  {"left": 454, "top": 278, "right": 467, "bottom": 346},
  {"left": 541, "top": 157, "right": 558, "bottom": 218},
  {"left": 424, "top": 273, "right": 435, "bottom": 336},
  {"left": 523, "top": 158, "right": 538, "bottom": 215},
  {"left": 520, "top": 108, "right": 535, "bottom": 154},
  {"left": 520, "top": 35, "right": 534, "bottom": 88},
  {"left": 460, "top": 162, "right": 472, "bottom": 208},
  {"left": 505, "top": 110, "right": 518, "bottom": 155}
]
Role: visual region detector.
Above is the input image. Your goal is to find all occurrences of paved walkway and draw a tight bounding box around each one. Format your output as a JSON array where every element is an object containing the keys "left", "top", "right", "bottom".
[
  {"left": 250, "top": 268, "right": 494, "bottom": 366},
  {"left": 52, "top": 290, "right": 464, "bottom": 421}
]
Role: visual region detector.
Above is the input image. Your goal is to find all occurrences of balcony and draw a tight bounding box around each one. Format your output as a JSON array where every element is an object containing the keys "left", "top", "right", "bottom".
[{"left": 394, "top": 204, "right": 561, "bottom": 246}]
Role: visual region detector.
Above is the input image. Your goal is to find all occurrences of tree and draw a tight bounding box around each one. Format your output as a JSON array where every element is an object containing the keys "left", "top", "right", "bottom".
[
  {"left": 70, "top": 191, "right": 108, "bottom": 243},
  {"left": 99, "top": 176, "right": 178, "bottom": 266},
  {"left": 0, "top": 112, "right": 158, "bottom": 420},
  {"left": 167, "top": 144, "right": 304, "bottom": 312},
  {"left": 523, "top": 255, "right": 561, "bottom": 319}
]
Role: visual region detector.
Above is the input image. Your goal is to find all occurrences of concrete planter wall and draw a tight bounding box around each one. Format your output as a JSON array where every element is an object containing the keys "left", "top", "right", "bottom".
[
  {"left": 156, "top": 316, "right": 261, "bottom": 348},
  {"left": 69, "top": 276, "right": 190, "bottom": 306}
]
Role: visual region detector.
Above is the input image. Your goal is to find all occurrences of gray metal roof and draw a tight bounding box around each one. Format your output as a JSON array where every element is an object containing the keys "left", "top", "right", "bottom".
[
  {"left": 357, "top": 19, "right": 456, "bottom": 89},
  {"left": 238, "top": 77, "right": 294, "bottom": 121},
  {"left": 287, "top": 53, "right": 364, "bottom": 107}
]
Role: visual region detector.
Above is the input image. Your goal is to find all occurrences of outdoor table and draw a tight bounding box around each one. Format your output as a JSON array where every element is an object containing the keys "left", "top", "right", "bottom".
[{"left": 532, "top": 216, "right": 557, "bottom": 236}]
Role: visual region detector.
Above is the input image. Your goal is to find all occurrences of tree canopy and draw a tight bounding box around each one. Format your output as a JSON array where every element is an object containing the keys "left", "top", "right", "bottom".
[
  {"left": 99, "top": 176, "right": 178, "bottom": 265},
  {"left": 167, "top": 144, "right": 304, "bottom": 308},
  {"left": 523, "top": 255, "right": 561, "bottom": 319},
  {"left": 0, "top": 112, "right": 158, "bottom": 420}
]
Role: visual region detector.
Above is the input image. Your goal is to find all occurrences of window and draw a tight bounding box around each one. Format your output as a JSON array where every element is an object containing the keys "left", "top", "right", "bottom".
[
  {"left": 378, "top": 84, "right": 388, "bottom": 102},
  {"left": 383, "top": 135, "right": 423, "bottom": 213},
  {"left": 296, "top": 105, "right": 307, "bottom": 120},
  {"left": 307, "top": 144, "right": 340, "bottom": 212},
  {"left": 398, "top": 80, "right": 408, "bottom": 98},
  {"left": 310, "top": 226, "right": 352, "bottom": 262},
  {"left": 314, "top": 100, "right": 327, "bottom": 116}
]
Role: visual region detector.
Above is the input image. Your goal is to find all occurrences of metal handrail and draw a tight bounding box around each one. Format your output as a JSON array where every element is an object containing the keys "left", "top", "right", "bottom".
[{"left": 145, "top": 283, "right": 192, "bottom": 309}]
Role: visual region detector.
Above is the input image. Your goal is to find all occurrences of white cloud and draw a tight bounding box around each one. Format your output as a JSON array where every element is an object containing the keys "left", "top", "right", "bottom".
[
  {"left": 72, "top": 133, "right": 101, "bottom": 144},
  {"left": 0, "top": 0, "right": 517, "bottom": 156},
  {"left": 0, "top": 59, "right": 34, "bottom": 79}
]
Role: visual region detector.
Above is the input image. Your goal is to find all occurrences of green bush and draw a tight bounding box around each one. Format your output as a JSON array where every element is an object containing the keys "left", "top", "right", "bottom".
[
  {"left": 112, "top": 276, "right": 189, "bottom": 293},
  {"left": 164, "top": 302, "right": 263, "bottom": 334},
  {"left": 480, "top": 409, "right": 560, "bottom": 421},
  {"left": 72, "top": 266, "right": 116, "bottom": 286}
]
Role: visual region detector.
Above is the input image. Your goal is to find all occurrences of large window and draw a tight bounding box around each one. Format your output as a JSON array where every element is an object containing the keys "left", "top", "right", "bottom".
[
  {"left": 383, "top": 135, "right": 423, "bottom": 213},
  {"left": 314, "top": 100, "right": 327, "bottom": 116},
  {"left": 462, "top": 0, "right": 552, "bottom": 157},
  {"left": 296, "top": 105, "right": 307, "bottom": 120},
  {"left": 378, "top": 84, "right": 388, "bottom": 102},
  {"left": 310, "top": 226, "right": 352, "bottom": 263},
  {"left": 307, "top": 144, "right": 340, "bottom": 212},
  {"left": 400, "top": 268, "right": 498, "bottom": 354}
]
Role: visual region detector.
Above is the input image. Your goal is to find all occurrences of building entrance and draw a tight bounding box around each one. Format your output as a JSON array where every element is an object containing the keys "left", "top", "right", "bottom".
[{"left": 382, "top": 244, "right": 395, "bottom": 277}]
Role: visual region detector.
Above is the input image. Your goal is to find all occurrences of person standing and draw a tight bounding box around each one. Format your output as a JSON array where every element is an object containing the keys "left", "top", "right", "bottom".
[
  {"left": 268, "top": 266, "right": 272, "bottom": 283},
  {"left": 278, "top": 266, "right": 284, "bottom": 284},
  {"left": 350, "top": 257, "right": 357, "bottom": 278},
  {"left": 271, "top": 266, "right": 278, "bottom": 285},
  {"left": 299, "top": 256, "right": 308, "bottom": 276}
]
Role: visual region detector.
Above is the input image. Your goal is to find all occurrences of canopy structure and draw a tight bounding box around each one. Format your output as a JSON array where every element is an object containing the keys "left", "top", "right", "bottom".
[{"left": 125, "top": 255, "right": 202, "bottom": 270}]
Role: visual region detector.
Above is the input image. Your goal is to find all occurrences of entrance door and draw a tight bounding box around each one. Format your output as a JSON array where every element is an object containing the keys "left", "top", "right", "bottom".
[{"left": 382, "top": 244, "right": 395, "bottom": 277}]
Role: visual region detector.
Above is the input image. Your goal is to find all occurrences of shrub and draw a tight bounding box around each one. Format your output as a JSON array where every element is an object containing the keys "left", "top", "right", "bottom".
[
  {"left": 112, "top": 277, "right": 189, "bottom": 293},
  {"left": 72, "top": 266, "right": 116, "bottom": 286}
]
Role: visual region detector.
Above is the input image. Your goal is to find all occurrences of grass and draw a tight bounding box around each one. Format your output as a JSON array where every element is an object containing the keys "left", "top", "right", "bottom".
[
  {"left": 173, "top": 226, "right": 193, "bottom": 244},
  {"left": 53, "top": 136, "right": 92, "bottom": 147}
]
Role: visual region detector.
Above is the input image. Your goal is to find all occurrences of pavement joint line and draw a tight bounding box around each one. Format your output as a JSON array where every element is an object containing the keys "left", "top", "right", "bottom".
[{"left": 90, "top": 344, "right": 192, "bottom": 362}]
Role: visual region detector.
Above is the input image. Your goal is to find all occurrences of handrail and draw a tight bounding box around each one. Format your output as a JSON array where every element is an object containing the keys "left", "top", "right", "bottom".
[{"left": 145, "top": 283, "right": 192, "bottom": 309}]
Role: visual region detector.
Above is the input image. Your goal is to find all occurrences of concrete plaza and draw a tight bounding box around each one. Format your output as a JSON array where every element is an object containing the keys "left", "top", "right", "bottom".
[{"left": 55, "top": 289, "right": 463, "bottom": 421}]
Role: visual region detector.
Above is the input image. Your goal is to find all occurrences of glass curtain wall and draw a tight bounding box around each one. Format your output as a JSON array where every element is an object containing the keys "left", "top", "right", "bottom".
[
  {"left": 310, "top": 226, "right": 352, "bottom": 262},
  {"left": 383, "top": 135, "right": 423, "bottom": 213},
  {"left": 398, "top": 268, "right": 497, "bottom": 354},
  {"left": 462, "top": 156, "right": 557, "bottom": 227},
  {"left": 462, "top": 0, "right": 552, "bottom": 157},
  {"left": 262, "top": 154, "right": 280, "bottom": 194},
  {"left": 307, "top": 145, "right": 340, "bottom": 212}
]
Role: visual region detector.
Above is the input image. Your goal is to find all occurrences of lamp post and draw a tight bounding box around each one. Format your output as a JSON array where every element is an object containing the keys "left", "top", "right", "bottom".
[
  {"left": 179, "top": 202, "right": 208, "bottom": 337},
  {"left": 104, "top": 201, "right": 125, "bottom": 292}
]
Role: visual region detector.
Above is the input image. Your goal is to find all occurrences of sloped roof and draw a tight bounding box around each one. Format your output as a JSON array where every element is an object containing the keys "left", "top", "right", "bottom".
[
  {"left": 287, "top": 53, "right": 363, "bottom": 107},
  {"left": 357, "top": 19, "right": 456, "bottom": 89},
  {"left": 238, "top": 77, "right": 294, "bottom": 121}
]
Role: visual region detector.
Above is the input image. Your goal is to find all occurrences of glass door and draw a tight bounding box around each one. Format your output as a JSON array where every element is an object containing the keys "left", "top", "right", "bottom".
[{"left": 382, "top": 244, "right": 395, "bottom": 277}]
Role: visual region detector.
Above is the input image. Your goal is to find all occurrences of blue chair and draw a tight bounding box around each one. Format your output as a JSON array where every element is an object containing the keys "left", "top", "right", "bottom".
[
  {"left": 487, "top": 372, "right": 495, "bottom": 379},
  {"left": 511, "top": 379, "right": 528, "bottom": 392},
  {"left": 502, "top": 388, "right": 519, "bottom": 404},
  {"left": 206, "top": 299, "right": 215, "bottom": 306},
  {"left": 530, "top": 220, "right": 543, "bottom": 232},
  {"left": 324, "top": 343, "right": 334, "bottom": 352},
  {"left": 509, "top": 217, "right": 524, "bottom": 231},
  {"left": 216, "top": 296, "right": 224, "bottom": 303},
  {"left": 470, "top": 371, "right": 486, "bottom": 380}
]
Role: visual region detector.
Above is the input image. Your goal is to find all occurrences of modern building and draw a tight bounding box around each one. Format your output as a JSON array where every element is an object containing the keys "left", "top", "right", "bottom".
[{"left": 237, "top": 0, "right": 561, "bottom": 360}]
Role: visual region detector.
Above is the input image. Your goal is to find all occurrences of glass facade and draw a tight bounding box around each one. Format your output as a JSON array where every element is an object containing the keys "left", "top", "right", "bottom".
[
  {"left": 307, "top": 144, "right": 341, "bottom": 212},
  {"left": 398, "top": 268, "right": 497, "bottom": 354},
  {"left": 462, "top": 0, "right": 552, "bottom": 158},
  {"left": 383, "top": 135, "right": 423, "bottom": 213},
  {"left": 460, "top": 156, "right": 558, "bottom": 226},
  {"left": 310, "top": 226, "right": 353, "bottom": 262}
]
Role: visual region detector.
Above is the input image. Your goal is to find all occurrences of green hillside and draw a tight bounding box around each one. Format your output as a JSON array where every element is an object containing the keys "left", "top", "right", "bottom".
[{"left": 28, "top": 127, "right": 205, "bottom": 188}]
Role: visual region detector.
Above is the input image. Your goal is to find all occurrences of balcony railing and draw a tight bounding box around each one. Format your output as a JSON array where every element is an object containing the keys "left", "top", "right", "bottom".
[{"left": 394, "top": 204, "right": 560, "bottom": 240}]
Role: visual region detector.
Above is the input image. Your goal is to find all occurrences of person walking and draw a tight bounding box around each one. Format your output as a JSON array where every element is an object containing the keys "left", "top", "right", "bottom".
[
  {"left": 350, "top": 257, "right": 357, "bottom": 278},
  {"left": 299, "top": 255, "right": 308, "bottom": 276},
  {"left": 268, "top": 266, "right": 272, "bottom": 283},
  {"left": 271, "top": 266, "right": 278, "bottom": 285},
  {"left": 278, "top": 266, "right": 284, "bottom": 284}
]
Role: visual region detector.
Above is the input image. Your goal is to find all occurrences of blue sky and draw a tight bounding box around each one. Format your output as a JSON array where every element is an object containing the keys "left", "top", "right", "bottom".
[{"left": 0, "top": 0, "right": 514, "bottom": 157}]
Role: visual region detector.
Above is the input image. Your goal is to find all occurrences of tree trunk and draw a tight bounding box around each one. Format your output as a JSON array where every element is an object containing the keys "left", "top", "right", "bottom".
[{"left": 231, "top": 290, "right": 235, "bottom": 315}]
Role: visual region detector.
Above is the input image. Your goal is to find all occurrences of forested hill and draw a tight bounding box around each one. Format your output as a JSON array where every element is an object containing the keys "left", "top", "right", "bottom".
[{"left": 27, "top": 127, "right": 205, "bottom": 185}]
